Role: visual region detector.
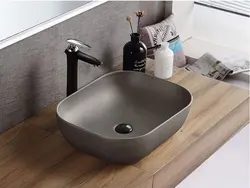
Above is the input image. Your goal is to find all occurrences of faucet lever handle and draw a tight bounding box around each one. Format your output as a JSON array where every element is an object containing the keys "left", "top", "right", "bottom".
[{"left": 67, "top": 39, "right": 91, "bottom": 51}]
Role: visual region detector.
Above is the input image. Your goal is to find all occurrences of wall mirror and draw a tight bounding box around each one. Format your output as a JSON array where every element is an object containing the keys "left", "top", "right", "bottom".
[{"left": 0, "top": 1, "right": 106, "bottom": 49}]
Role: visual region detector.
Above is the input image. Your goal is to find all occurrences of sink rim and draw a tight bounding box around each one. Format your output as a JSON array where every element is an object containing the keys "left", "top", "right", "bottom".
[{"left": 57, "top": 70, "right": 193, "bottom": 140}]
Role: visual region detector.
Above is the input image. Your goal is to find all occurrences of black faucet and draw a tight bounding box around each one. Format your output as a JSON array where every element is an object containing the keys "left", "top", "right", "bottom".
[{"left": 65, "top": 39, "right": 102, "bottom": 96}]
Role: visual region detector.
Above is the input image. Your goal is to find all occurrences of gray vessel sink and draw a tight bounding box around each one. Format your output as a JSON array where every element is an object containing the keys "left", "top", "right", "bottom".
[{"left": 57, "top": 71, "right": 192, "bottom": 164}]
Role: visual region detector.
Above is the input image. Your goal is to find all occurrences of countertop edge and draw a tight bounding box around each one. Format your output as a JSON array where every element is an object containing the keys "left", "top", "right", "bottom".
[{"left": 148, "top": 97, "right": 250, "bottom": 188}]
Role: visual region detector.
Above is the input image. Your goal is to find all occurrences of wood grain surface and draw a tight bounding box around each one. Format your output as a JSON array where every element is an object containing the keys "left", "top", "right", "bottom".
[{"left": 0, "top": 61, "right": 249, "bottom": 188}]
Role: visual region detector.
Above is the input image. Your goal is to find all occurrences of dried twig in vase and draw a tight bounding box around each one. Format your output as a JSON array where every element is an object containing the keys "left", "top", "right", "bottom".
[
  {"left": 135, "top": 10, "right": 146, "bottom": 33},
  {"left": 126, "top": 16, "right": 134, "bottom": 34}
]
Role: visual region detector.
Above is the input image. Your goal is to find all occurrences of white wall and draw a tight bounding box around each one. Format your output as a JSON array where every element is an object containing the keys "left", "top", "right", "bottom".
[
  {"left": 0, "top": 1, "right": 89, "bottom": 41},
  {"left": 172, "top": 1, "right": 194, "bottom": 42},
  {"left": 177, "top": 124, "right": 249, "bottom": 188},
  {"left": 172, "top": 2, "right": 249, "bottom": 56},
  {"left": 193, "top": 5, "right": 250, "bottom": 54}
]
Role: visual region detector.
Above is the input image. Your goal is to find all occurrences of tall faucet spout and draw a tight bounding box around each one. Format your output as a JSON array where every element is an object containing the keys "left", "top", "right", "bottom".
[
  {"left": 65, "top": 39, "right": 102, "bottom": 96},
  {"left": 76, "top": 51, "right": 102, "bottom": 66}
]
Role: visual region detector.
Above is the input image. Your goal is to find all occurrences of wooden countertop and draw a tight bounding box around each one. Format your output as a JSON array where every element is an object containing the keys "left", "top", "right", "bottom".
[{"left": 0, "top": 61, "right": 249, "bottom": 188}]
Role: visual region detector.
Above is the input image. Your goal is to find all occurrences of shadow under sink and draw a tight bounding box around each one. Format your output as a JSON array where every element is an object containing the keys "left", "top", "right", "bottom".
[{"left": 57, "top": 71, "right": 192, "bottom": 164}]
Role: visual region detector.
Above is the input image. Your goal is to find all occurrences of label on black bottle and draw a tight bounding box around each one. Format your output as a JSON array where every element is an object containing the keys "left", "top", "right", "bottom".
[{"left": 133, "top": 59, "right": 146, "bottom": 72}]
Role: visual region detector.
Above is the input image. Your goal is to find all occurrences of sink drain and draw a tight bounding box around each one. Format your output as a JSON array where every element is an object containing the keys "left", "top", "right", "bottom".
[{"left": 115, "top": 123, "right": 133, "bottom": 134}]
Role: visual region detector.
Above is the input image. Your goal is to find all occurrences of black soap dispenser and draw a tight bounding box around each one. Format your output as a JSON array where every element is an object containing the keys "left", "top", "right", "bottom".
[{"left": 123, "top": 33, "right": 147, "bottom": 72}]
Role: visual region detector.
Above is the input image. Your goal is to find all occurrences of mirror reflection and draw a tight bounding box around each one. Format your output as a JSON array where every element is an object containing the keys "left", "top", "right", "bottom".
[{"left": 0, "top": 1, "right": 90, "bottom": 41}]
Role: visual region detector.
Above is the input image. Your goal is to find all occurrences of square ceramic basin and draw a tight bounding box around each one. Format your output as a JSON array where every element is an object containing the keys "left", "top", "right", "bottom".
[{"left": 57, "top": 71, "right": 192, "bottom": 164}]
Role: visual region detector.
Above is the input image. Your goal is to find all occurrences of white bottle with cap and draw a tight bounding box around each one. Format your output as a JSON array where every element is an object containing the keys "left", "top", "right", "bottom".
[{"left": 154, "top": 42, "right": 174, "bottom": 79}]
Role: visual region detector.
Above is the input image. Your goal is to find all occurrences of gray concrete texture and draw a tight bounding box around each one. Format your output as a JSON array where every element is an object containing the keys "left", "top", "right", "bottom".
[{"left": 0, "top": 1, "right": 170, "bottom": 132}]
